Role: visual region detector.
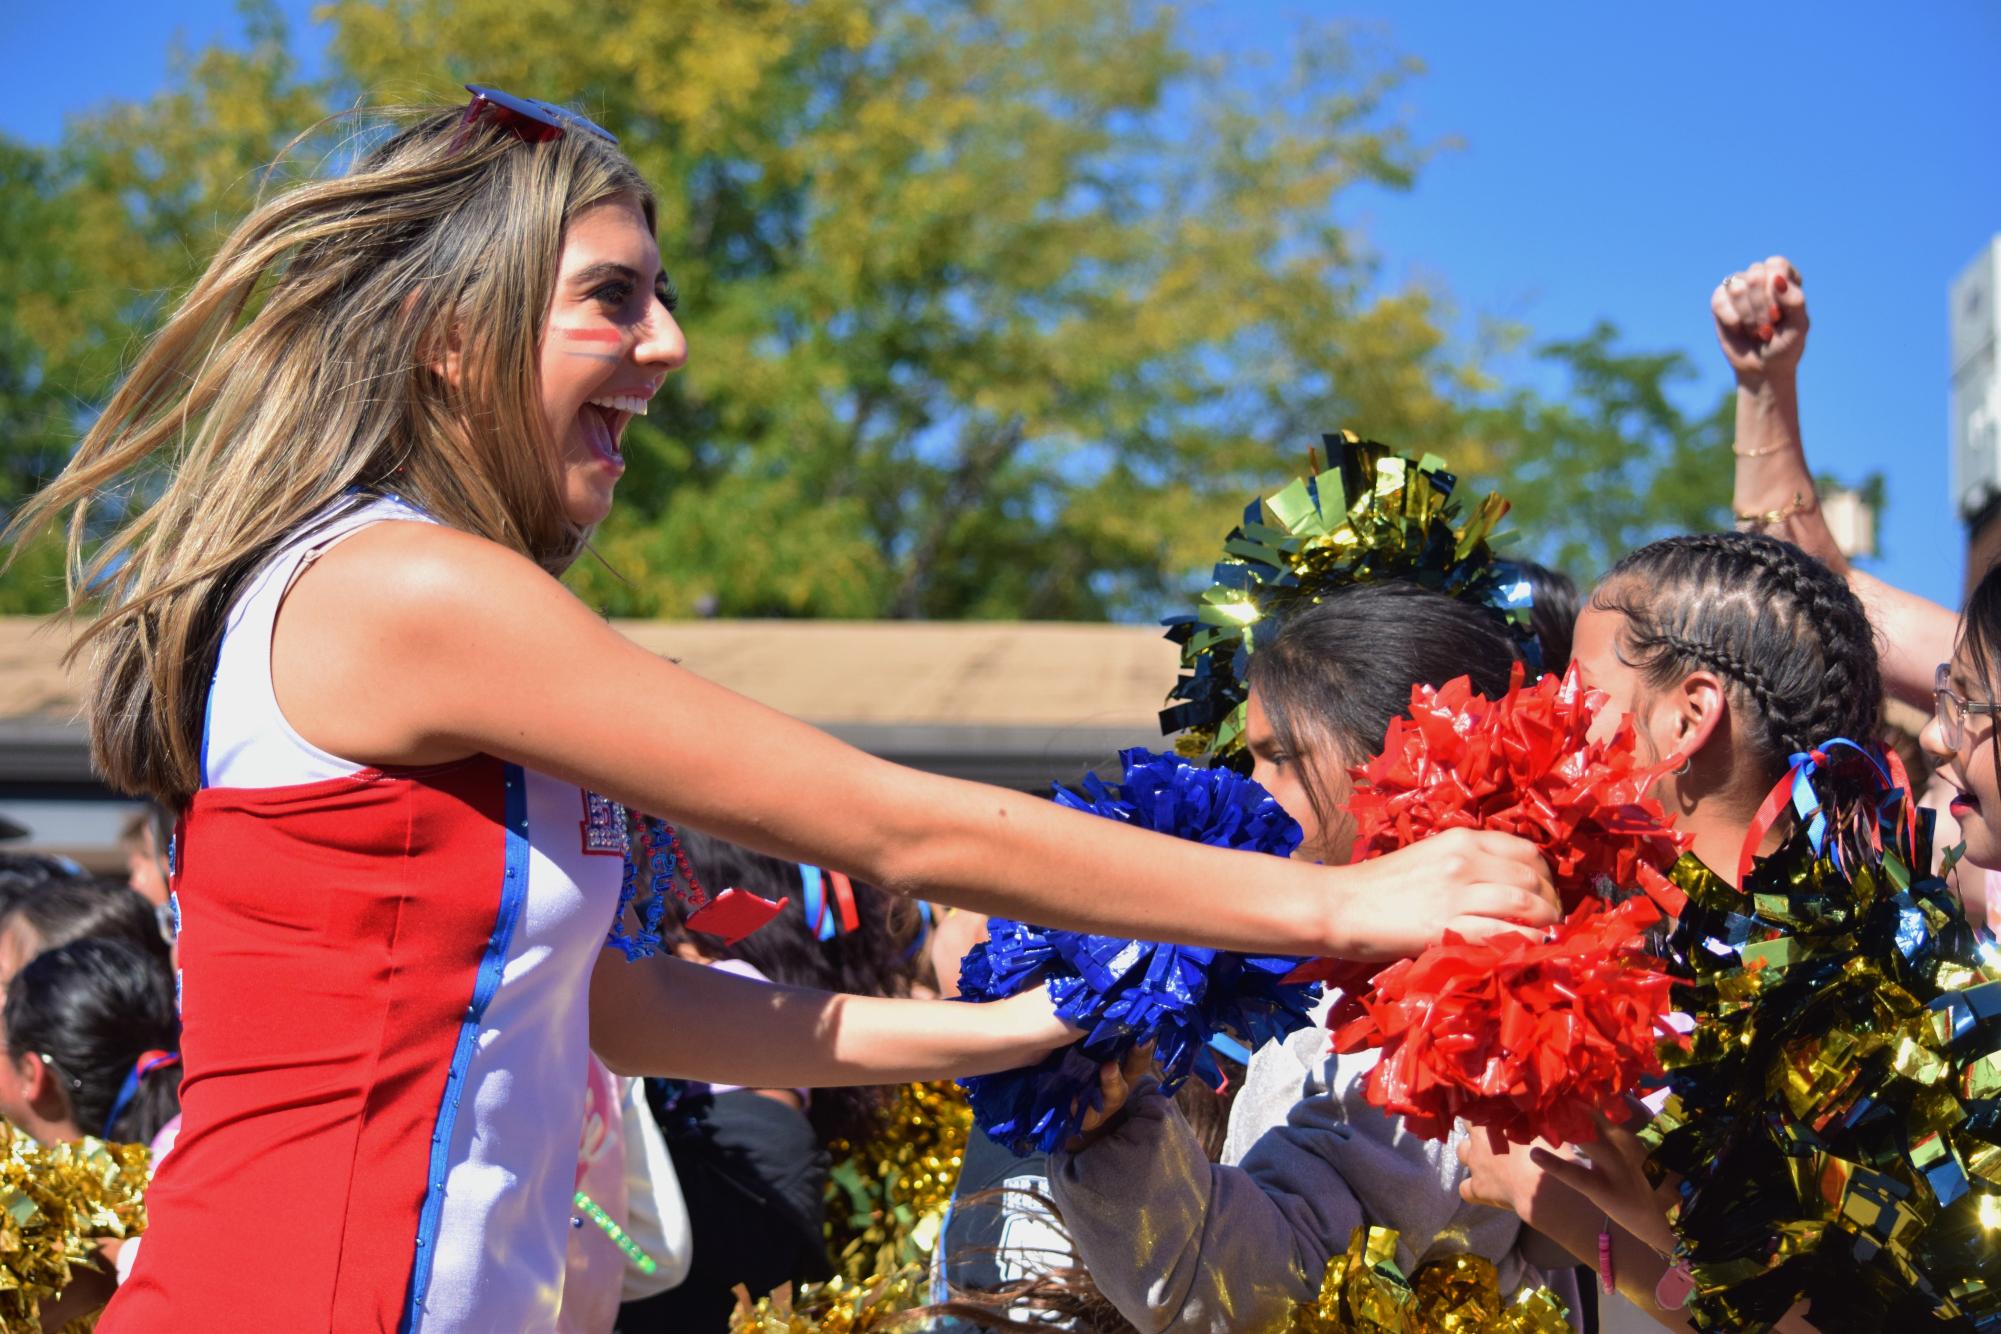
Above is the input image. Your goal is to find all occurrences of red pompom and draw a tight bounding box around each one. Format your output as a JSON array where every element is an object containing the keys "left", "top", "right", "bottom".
[
  {"left": 1333, "top": 895, "right": 1675, "bottom": 1149},
  {"left": 1293, "top": 664, "right": 1689, "bottom": 1145},
  {"left": 1348, "top": 663, "right": 1688, "bottom": 908}
]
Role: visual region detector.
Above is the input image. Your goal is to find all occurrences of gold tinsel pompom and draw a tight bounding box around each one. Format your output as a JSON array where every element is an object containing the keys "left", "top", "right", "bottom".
[
  {"left": 822, "top": 1081, "right": 972, "bottom": 1286},
  {"left": 0, "top": 1123, "right": 150, "bottom": 1329},
  {"left": 727, "top": 1267, "right": 927, "bottom": 1334},
  {"left": 1285, "top": 1226, "right": 1572, "bottom": 1334}
]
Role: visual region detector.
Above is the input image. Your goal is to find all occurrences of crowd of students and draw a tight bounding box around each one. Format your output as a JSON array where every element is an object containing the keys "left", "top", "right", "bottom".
[{"left": 0, "top": 88, "right": 1991, "bottom": 1333}]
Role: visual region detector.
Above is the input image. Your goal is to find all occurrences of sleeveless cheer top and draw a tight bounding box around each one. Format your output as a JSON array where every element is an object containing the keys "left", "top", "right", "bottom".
[{"left": 105, "top": 496, "right": 628, "bottom": 1333}]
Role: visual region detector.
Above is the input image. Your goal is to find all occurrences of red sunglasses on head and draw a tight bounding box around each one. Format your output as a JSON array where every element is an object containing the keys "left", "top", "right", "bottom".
[{"left": 450, "top": 84, "right": 618, "bottom": 153}]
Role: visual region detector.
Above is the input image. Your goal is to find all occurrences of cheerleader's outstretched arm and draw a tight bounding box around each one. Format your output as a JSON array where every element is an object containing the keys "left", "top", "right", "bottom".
[
  {"left": 587, "top": 946, "right": 1073, "bottom": 1086},
  {"left": 269, "top": 519, "right": 1558, "bottom": 960}
]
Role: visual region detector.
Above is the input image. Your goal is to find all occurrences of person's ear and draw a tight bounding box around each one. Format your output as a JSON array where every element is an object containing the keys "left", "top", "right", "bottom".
[
  {"left": 433, "top": 323, "right": 464, "bottom": 388},
  {"left": 9, "top": 1047, "right": 40, "bottom": 1100},
  {"left": 410, "top": 290, "right": 463, "bottom": 388},
  {"left": 1660, "top": 670, "right": 1729, "bottom": 770},
  {"left": 18, "top": 1051, "right": 65, "bottom": 1121}
]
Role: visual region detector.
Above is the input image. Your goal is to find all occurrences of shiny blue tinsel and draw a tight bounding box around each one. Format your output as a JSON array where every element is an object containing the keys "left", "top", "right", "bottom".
[
  {"left": 956, "top": 748, "right": 1319, "bottom": 1155},
  {"left": 607, "top": 812, "right": 671, "bottom": 961}
]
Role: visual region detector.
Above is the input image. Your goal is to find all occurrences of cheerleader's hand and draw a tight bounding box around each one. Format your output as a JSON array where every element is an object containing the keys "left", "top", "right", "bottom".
[
  {"left": 1712, "top": 254, "right": 1808, "bottom": 384},
  {"left": 1458, "top": 1109, "right": 1681, "bottom": 1257},
  {"left": 1457, "top": 1130, "right": 1560, "bottom": 1218},
  {"left": 992, "top": 985, "right": 1085, "bottom": 1058},
  {"left": 1513, "top": 1104, "right": 1681, "bottom": 1256},
  {"left": 1066, "top": 1043, "right": 1154, "bottom": 1150},
  {"left": 1334, "top": 829, "right": 1558, "bottom": 961}
]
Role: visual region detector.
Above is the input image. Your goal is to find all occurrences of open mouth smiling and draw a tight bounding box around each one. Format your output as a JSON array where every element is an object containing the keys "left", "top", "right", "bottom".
[{"left": 578, "top": 393, "right": 649, "bottom": 467}]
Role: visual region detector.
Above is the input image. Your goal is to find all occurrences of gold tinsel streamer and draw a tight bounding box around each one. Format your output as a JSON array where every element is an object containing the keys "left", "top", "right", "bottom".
[
  {"left": 821, "top": 1081, "right": 972, "bottom": 1287},
  {"left": 1161, "top": 432, "right": 1522, "bottom": 766},
  {"left": 0, "top": 1123, "right": 150, "bottom": 1329},
  {"left": 1283, "top": 1227, "right": 1572, "bottom": 1334},
  {"left": 727, "top": 1267, "right": 929, "bottom": 1334},
  {"left": 1644, "top": 822, "right": 2001, "bottom": 1330},
  {"left": 732, "top": 1083, "right": 972, "bottom": 1333}
]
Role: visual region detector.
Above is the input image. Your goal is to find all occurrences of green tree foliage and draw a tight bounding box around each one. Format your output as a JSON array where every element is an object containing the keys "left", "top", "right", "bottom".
[
  {"left": 0, "top": 142, "right": 73, "bottom": 508},
  {"left": 0, "top": 0, "right": 1761, "bottom": 616},
  {"left": 0, "top": 9, "right": 324, "bottom": 610},
  {"left": 1469, "top": 323, "right": 1735, "bottom": 578},
  {"left": 0, "top": 134, "right": 136, "bottom": 611}
]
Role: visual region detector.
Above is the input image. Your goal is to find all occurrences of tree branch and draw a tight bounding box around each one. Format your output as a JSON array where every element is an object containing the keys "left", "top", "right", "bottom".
[{"left": 889, "top": 416, "right": 1025, "bottom": 618}]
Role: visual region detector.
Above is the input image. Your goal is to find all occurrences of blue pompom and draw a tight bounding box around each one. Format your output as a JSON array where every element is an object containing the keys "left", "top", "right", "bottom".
[{"left": 956, "top": 749, "right": 1319, "bottom": 1155}]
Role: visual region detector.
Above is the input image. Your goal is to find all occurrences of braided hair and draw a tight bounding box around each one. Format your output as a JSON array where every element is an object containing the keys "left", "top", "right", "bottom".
[{"left": 1591, "top": 533, "right": 1881, "bottom": 782}]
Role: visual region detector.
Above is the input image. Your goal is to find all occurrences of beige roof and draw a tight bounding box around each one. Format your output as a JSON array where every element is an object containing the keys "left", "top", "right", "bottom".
[
  {"left": 0, "top": 618, "right": 88, "bottom": 723},
  {"left": 0, "top": 614, "right": 1944, "bottom": 864},
  {"left": 0, "top": 615, "right": 1181, "bottom": 730},
  {"left": 5, "top": 616, "right": 1939, "bottom": 741},
  {"left": 0, "top": 617, "right": 1186, "bottom": 864},
  {"left": 624, "top": 620, "right": 1182, "bottom": 728}
]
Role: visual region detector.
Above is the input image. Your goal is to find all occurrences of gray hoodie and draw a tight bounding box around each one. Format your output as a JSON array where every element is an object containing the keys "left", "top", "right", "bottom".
[{"left": 1048, "top": 998, "right": 1578, "bottom": 1333}]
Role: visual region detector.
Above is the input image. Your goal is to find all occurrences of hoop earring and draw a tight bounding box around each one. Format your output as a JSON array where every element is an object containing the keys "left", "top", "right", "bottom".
[{"left": 1666, "top": 753, "right": 1691, "bottom": 778}]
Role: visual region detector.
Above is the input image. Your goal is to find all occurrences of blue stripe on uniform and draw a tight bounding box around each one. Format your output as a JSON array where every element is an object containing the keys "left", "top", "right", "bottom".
[
  {"left": 400, "top": 763, "right": 533, "bottom": 1332},
  {"left": 198, "top": 670, "right": 219, "bottom": 788}
]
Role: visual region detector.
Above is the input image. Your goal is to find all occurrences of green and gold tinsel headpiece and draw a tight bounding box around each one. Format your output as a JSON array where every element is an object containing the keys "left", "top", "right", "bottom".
[{"left": 1160, "top": 430, "right": 1529, "bottom": 766}]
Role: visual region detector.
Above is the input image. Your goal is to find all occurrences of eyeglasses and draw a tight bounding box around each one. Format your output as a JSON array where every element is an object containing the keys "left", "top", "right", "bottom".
[
  {"left": 1933, "top": 662, "right": 2001, "bottom": 752},
  {"left": 450, "top": 84, "right": 618, "bottom": 154}
]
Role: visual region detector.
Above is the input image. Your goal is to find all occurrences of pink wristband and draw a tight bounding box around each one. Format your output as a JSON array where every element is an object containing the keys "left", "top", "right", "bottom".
[
  {"left": 1655, "top": 1260, "right": 1694, "bottom": 1310},
  {"left": 1597, "top": 1218, "right": 1615, "bottom": 1294}
]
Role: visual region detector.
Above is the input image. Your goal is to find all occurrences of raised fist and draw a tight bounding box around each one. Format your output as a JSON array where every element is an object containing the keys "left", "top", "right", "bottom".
[{"left": 1711, "top": 254, "right": 1807, "bottom": 382}]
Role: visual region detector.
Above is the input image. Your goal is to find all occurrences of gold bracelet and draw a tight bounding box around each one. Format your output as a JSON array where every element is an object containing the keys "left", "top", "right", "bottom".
[
  {"left": 1735, "top": 491, "right": 1817, "bottom": 531},
  {"left": 1731, "top": 441, "right": 1789, "bottom": 459}
]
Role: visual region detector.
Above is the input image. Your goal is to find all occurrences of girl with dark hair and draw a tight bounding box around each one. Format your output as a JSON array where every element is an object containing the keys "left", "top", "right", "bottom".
[
  {"left": 3, "top": 91, "right": 1556, "bottom": 1331},
  {"left": 1242, "top": 581, "right": 1530, "bottom": 860},
  {"left": 1459, "top": 528, "right": 1885, "bottom": 1329},
  {"left": 1049, "top": 581, "right": 1571, "bottom": 1334},
  {"left": 0, "top": 937, "right": 181, "bottom": 1147},
  {"left": 0, "top": 878, "right": 171, "bottom": 989},
  {"left": 1576, "top": 530, "right": 1883, "bottom": 874},
  {"left": 0, "top": 938, "right": 183, "bottom": 1330}
]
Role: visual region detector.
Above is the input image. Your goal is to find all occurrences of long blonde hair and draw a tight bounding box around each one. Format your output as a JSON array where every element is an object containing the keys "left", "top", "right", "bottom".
[{"left": 4, "top": 104, "right": 656, "bottom": 806}]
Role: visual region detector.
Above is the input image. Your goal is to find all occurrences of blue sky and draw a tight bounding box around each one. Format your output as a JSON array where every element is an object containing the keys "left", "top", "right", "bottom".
[{"left": 4, "top": 1, "right": 1994, "bottom": 609}]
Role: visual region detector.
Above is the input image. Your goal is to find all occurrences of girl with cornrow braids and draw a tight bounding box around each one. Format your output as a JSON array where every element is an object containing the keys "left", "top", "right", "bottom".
[
  {"left": 1583, "top": 530, "right": 1884, "bottom": 874},
  {"left": 1458, "top": 530, "right": 1883, "bottom": 1332}
]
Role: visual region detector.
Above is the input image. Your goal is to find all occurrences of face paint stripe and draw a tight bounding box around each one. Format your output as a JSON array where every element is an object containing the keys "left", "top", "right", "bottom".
[
  {"left": 556, "top": 327, "right": 624, "bottom": 345},
  {"left": 562, "top": 350, "right": 622, "bottom": 364}
]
